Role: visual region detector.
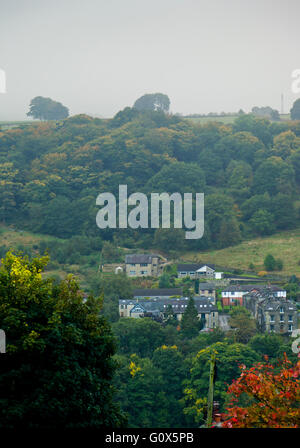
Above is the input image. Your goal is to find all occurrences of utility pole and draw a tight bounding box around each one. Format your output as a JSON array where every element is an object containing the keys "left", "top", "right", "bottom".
[{"left": 206, "top": 352, "right": 216, "bottom": 428}]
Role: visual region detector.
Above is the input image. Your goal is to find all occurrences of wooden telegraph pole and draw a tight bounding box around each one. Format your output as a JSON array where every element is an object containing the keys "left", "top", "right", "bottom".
[{"left": 206, "top": 352, "right": 216, "bottom": 428}]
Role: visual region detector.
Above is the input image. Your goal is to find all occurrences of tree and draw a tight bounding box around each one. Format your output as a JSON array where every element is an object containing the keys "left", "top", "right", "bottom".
[
  {"left": 249, "top": 333, "right": 283, "bottom": 361},
  {"left": 180, "top": 297, "right": 203, "bottom": 339},
  {"left": 146, "top": 161, "right": 206, "bottom": 194},
  {"left": 264, "top": 253, "right": 276, "bottom": 271},
  {"left": 91, "top": 273, "right": 133, "bottom": 322},
  {"left": 112, "top": 318, "right": 165, "bottom": 358},
  {"left": 222, "top": 355, "right": 300, "bottom": 428},
  {"left": 249, "top": 209, "right": 275, "bottom": 236},
  {"left": 133, "top": 93, "right": 170, "bottom": 113},
  {"left": 154, "top": 228, "right": 186, "bottom": 253},
  {"left": 0, "top": 252, "right": 125, "bottom": 428},
  {"left": 152, "top": 345, "right": 189, "bottom": 427},
  {"left": 228, "top": 307, "right": 256, "bottom": 344},
  {"left": 217, "top": 217, "right": 241, "bottom": 248},
  {"left": 159, "top": 273, "right": 171, "bottom": 288},
  {"left": 251, "top": 106, "right": 280, "bottom": 121},
  {"left": 183, "top": 342, "right": 259, "bottom": 425},
  {"left": 290, "top": 98, "right": 300, "bottom": 120},
  {"left": 27, "top": 96, "right": 69, "bottom": 120}
]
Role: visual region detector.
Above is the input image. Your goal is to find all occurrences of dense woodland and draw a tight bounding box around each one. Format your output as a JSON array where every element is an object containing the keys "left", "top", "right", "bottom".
[
  {"left": 1, "top": 110, "right": 300, "bottom": 428},
  {"left": 1, "top": 109, "right": 300, "bottom": 257}
]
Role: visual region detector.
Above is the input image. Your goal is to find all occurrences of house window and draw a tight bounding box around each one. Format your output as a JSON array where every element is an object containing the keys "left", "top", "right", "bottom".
[
  {"left": 289, "top": 325, "right": 293, "bottom": 332},
  {"left": 288, "top": 315, "right": 293, "bottom": 322},
  {"left": 280, "top": 315, "right": 284, "bottom": 322},
  {"left": 130, "top": 270, "right": 136, "bottom": 275},
  {"left": 140, "top": 263, "right": 148, "bottom": 267},
  {"left": 270, "top": 325, "right": 274, "bottom": 332},
  {"left": 280, "top": 307, "right": 284, "bottom": 313},
  {"left": 270, "top": 315, "right": 274, "bottom": 323}
]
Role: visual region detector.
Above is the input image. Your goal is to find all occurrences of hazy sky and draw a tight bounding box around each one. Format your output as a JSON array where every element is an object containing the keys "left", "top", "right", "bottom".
[{"left": 1, "top": 0, "right": 300, "bottom": 120}]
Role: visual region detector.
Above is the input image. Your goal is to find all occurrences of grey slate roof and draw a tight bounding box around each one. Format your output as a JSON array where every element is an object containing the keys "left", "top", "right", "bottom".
[
  {"left": 120, "top": 296, "right": 218, "bottom": 314},
  {"left": 198, "top": 283, "right": 216, "bottom": 290},
  {"left": 222, "top": 284, "right": 286, "bottom": 293},
  {"left": 125, "top": 254, "right": 159, "bottom": 264}
]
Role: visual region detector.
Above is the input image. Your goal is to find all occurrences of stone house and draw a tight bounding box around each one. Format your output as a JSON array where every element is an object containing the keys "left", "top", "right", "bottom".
[{"left": 125, "top": 254, "right": 166, "bottom": 277}]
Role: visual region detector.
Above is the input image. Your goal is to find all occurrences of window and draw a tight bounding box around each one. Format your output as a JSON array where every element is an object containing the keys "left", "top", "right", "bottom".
[
  {"left": 280, "top": 315, "right": 284, "bottom": 322},
  {"left": 280, "top": 307, "right": 284, "bottom": 313},
  {"left": 289, "top": 325, "right": 293, "bottom": 332},
  {"left": 270, "top": 315, "right": 274, "bottom": 322},
  {"left": 130, "top": 270, "right": 136, "bottom": 275},
  {"left": 288, "top": 315, "right": 293, "bottom": 322},
  {"left": 140, "top": 263, "right": 148, "bottom": 267},
  {"left": 270, "top": 325, "right": 274, "bottom": 332}
]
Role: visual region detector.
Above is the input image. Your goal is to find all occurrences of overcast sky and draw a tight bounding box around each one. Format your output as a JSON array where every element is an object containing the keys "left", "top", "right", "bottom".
[{"left": 0, "top": 0, "right": 300, "bottom": 120}]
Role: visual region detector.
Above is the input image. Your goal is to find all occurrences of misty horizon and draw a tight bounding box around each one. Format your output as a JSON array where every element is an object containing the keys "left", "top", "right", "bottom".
[{"left": 1, "top": 0, "right": 300, "bottom": 120}]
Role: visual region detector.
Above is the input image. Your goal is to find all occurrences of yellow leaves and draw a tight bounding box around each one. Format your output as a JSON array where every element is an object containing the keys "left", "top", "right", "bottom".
[
  {"left": 23, "top": 330, "right": 40, "bottom": 350},
  {"left": 1, "top": 251, "right": 49, "bottom": 298},
  {"left": 129, "top": 360, "right": 141, "bottom": 377},
  {"left": 161, "top": 344, "right": 178, "bottom": 350}
]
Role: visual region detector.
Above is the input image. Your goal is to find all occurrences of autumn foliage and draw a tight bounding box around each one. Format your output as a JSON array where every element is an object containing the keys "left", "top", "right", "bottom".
[{"left": 222, "top": 354, "right": 300, "bottom": 428}]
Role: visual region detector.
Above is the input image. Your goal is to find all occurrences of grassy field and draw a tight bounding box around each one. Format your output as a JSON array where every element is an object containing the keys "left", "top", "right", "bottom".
[
  {"left": 184, "top": 114, "right": 291, "bottom": 125},
  {"left": 181, "top": 228, "right": 300, "bottom": 278},
  {"left": 0, "top": 121, "right": 35, "bottom": 130},
  {"left": 1, "top": 225, "right": 300, "bottom": 282},
  {"left": 184, "top": 115, "right": 238, "bottom": 124}
]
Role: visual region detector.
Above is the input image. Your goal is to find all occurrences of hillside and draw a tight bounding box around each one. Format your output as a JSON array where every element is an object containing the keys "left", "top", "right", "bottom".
[
  {"left": 181, "top": 227, "right": 300, "bottom": 277},
  {"left": 1, "top": 224, "right": 300, "bottom": 281},
  {"left": 1, "top": 110, "right": 300, "bottom": 259}
]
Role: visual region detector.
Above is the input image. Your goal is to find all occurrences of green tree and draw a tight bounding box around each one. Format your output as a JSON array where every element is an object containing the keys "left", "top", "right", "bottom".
[
  {"left": 0, "top": 252, "right": 125, "bottom": 428},
  {"left": 114, "top": 354, "right": 169, "bottom": 427},
  {"left": 264, "top": 253, "right": 276, "bottom": 271},
  {"left": 112, "top": 318, "right": 165, "bottom": 358},
  {"left": 91, "top": 273, "right": 133, "bottom": 322},
  {"left": 133, "top": 93, "right": 170, "bottom": 113},
  {"left": 249, "top": 209, "right": 275, "bottom": 235},
  {"left": 248, "top": 333, "right": 283, "bottom": 361},
  {"left": 228, "top": 307, "right": 256, "bottom": 344},
  {"left": 154, "top": 228, "right": 186, "bottom": 253},
  {"left": 183, "top": 342, "right": 259, "bottom": 424},
  {"left": 180, "top": 297, "right": 202, "bottom": 339},
  {"left": 152, "top": 345, "right": 189, "bottom": 427},
  {"left": 146, "top": 161, "right": 206, "bottom": 194},
  {"left": 159, "top": 273, "right": 171, "bottom": 288},
  {"left": 27, "top": 96, "right": 69, "bottom": 120},
  {"left": 290, "top": 98, "right": 300, "bottom": 120}
]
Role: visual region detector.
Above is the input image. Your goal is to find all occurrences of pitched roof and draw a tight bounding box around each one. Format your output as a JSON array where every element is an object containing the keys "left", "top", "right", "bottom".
[
  {"left": 125, "top": 254, "right": 160, "bottom": 264},
  {"left": 133, "top": 288, "right": 183, "bottom": 297},
  {"left": 120, "top": 296, "right": 218, "bottom": 313},
  {"left": 260, "top": 298, "right": 297, "bottom": 312},
  {"left": 198, "top": 283, "right": 216, "bottom": 290},
  {"left": 222, "top": 284, "right": 285, "bottom": 293},
  {"left": 177, "top": 263, "right": 215, "bottom": 272}
]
